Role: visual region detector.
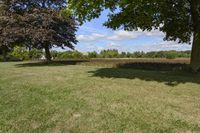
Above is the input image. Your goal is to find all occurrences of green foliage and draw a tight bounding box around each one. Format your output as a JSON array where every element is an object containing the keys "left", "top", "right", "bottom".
[
  {"left": 28, "top": 49, "right": 43, "bottom": 60},
  {"left": 1, "top": 47, "right": 192, "bottom": 61},
  {"left": 60, "top": 8, "right": 73, "bottom": 19},
  {"left": 0, "top": 0, "right": 22, "bottom": 50},
  {"left": 72, "top": 50, "right": 84, "bottom": 58},
  {"left": 49, "top": 50, "right": 191, "bottom": 59},
  {"left": 120, "top": 52, "right": 127, "bottom": 58},
  {"left": 0, "top": 55, "right": 4, "bottom": 61},
  {"left": 100, "top": 49, "right": 119, "bottom": 58},
  {"left": 0, "top": 0, "right": 78, "bottom": 62},
  {"left": 88, "top": 51, "right": 98, "bottom": 58},
  {"left": 69, "top": 0, "right": 194, "bottom": 44},
  {"left": 68, "top": 0, "right": 200, "bottom": 70},
  {"left": 132, "top": 51, "right": 145, "bottom": 58},
  {"left": 126, "top": 52, "right": 132, "bottom": 58},
  {"left": 117, "top": 51, "right": 191, "bottom": 59},
  {"left": 8, "top": 46, "right": 43, "bottom": 61},
  {"left": 165, "top": 51, "right": 179, "bottom": 59},
  {"left": 10, "top": 46, "right": 29, "bottom": 61},
  {"left": 54, "top": 50, "right": 84, "bottom": 59},
  {"left": 51, "top": 50, "right": 59, "bottom": 59}
]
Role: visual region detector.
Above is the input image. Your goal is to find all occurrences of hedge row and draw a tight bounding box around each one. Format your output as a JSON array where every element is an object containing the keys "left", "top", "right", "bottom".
[{"left": 0, "top": 47, "right": 191, "bottom": 61}]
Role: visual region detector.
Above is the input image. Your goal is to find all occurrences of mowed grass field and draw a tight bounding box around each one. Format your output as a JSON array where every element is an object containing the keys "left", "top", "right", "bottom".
[{"left": 0, "top": 60, "right": 200, "bottom": 133}]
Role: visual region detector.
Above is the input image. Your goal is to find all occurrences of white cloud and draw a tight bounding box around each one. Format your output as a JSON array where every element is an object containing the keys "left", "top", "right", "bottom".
[
  {"left": 107, "top": 29, "right": 164, "bottom": 41},
  {"left": 77, "top": 29, "right": 164, "bottom": 42},
  {"left": 107, "top": 30, "right": 140, "bottom": 41},
  {"left": 77, "top": 33, "right": 105, "bottom": 42},
  {"left": 76, "top": 28, "right": 191, "bottom": 52},
  {"left": 143, "top": 30, "right": 164, "bottom": 36},
  {"left": 106, "top": 42, "right": 120, "bottom": 49},
  {"left": 78, "top": 43, "right": 104, "bottom": 52},
  {"left": 132, "top": 41, "right": 191, "bottom": 52}
]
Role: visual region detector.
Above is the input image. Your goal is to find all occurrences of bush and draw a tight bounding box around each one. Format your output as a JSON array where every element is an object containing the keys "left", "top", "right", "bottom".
[
  {"left": 132, "top": 51, "right": 145, "bottom": 58},
  {"left": 7, "top": 54, "right": 23, "bottom": 61},
  {"left": 72, "top": 50, "right": 84, "bottom": 58},
  {"left": 100, "top": 49, "right": 119, "bottom": 58},
  {"left": 120, "top": 52, "right": 127, "bottom": 58},
  {"left": 10, "top": 46, "right": 29, "bottom": 61},
  {"left": 165, "top": 53, "right": 176, "bottom": 59},
  {"left": 56, "top": 50, "right": 85, "bottom": 59},
  {"left": 29, "top": 49, "right": 43, "bottom": 60},
  {"left": 88, "top": 51, "right": 98, "bottom": 58},
  {"left": 51, "top": 50, "right": 59, "bottom": 59},
  {"left": 0, "top": 55, "right": 3, "bottom": 61}
]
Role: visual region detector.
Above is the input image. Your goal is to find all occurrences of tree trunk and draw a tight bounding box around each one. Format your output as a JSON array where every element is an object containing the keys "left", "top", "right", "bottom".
[
  {"left": 191, "top": 32, "right": 200, "bottom": 72},
  {"left": 44, "top": 45, "right": 51, "bottom": 62},
  {"left": 28, "top": 46, "right": 32, "bottom": 59},
  {"left": 2, "top": 48, "right": 7, "bottom": 62},
  {"left": 190, "top": 0, "right": 200, "bottom": 72}
]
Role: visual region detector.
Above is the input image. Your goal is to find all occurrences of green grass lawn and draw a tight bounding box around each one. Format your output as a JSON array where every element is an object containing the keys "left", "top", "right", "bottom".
[{"left": 0, "top": 62, "right": 200, "bottom": 133}]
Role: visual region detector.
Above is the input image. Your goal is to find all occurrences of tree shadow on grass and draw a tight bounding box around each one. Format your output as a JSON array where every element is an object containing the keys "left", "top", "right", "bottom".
[
  {"left": 88, "top": 67, "right": 200, "bottom": 87},
  {"left": 15, "top": 60, "right": 89, "bottom": 67}
]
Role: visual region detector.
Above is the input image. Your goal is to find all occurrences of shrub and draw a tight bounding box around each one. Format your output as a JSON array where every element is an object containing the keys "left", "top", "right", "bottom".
[
  {"left": 72, "top": 50, "right": 84, "bottom": 58},
  {"left": 100, "top": 49, "right": 119, "bottom": 58},
  {"left": 56, "top": 50, "right": 84, "bottom": 59},
  {"left": 132, "top": 51, "right": 145, "bottom": 58},
  {"left": 88, "top": 51, "right": 98, "bottom": 58},
  {"left": 51, "top": 51, "right": 59, "bottom": 59},
  {"left": 164, "top": 51, "right": 177, "bottom": 59},
  {"left": 0, "top": 55, "right": 3, "bottom": 61},
  {"left": 165, "top": 53, "right": 176, "bottom": 59},
  {"left": 7, "top": 54, "right": 22, "bottom": 61},
  {"left": 10, "top": 46, "right": 29, "bottom": 61},
  {"left": 29, "top": 49, "right": 43, "bottom": 60},
  {"left": 120, "top": 52, "right": 127, "bottom": 58}
]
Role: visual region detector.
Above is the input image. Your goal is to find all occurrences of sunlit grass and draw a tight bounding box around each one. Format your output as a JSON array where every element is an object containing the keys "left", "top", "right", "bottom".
[{"left": 0, "top": 62, "right": 200, "bottom": 133}]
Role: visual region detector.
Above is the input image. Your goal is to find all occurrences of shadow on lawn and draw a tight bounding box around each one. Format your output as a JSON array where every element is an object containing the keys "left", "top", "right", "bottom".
[
  {"left": 89, "top": 67, "right": 200, "bottom": 87},
  {"left": 16, "top": 60, "right": 200, "bottom": 86},
  {"left": 15, "top": 60, "right": 89, "bottom": 67}
]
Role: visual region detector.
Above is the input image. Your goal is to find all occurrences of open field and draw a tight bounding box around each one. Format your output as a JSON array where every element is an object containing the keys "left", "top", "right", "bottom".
[{"left": 0, "top": 60, "right": 200, "bottom": 133}]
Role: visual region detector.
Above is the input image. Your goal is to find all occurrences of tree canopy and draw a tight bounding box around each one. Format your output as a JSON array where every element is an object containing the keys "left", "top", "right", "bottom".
[
  {"left": 0, "top": 0, "right": 21, "bottom": 60},
  {"left": 17, "top": 8, "right": 77, "bottom": 61},
  {"left": 68, "top": 0, "right": 200, "bottom": 71},
  {"left": 0, "top": 0, "right": 78, "bottom": 61}
]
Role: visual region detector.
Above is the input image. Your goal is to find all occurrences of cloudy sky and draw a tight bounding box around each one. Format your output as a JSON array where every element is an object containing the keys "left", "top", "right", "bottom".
[{"left": 73, "top": 11, "right": 191, "bottom": 53}]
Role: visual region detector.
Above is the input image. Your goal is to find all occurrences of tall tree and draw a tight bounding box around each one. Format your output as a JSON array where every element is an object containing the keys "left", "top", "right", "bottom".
[
  {"left": 18, "top": 8, "right": 77, "bottom": 61},
  {"left": 69, "top": 0, "right": 200, "bottom": 71},
  {"left": 0, "top": 0, "right": 77, "bottom": 61},
  {"left": 0, "top": 0, "right": 11, "bottom": 61},
  {"left": 0, "top": 0, "right": 22, "bottom": 61}
]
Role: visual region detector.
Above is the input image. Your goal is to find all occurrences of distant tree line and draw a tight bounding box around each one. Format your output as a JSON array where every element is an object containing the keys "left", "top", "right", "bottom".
[
  {"left": 0, "top": 46, "right": 191, "bottom": 61},
  {"left": 88, "top": 49, "right": 191, "bottom": 59}
]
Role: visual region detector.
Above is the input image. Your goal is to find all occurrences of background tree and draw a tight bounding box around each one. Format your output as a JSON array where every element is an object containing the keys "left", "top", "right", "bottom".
[
  {"left": 100, "top": 49, "right": 119, "bottom": 58},
  {"left": 68, "top": 0, "right": 200, "bottom": 71},
  {"left": 0, "top": 0, "right": 77, "bottom": 61},
  {"left": 17, "top": 8, "right": 77, "bottom": 61},
  {"left": 0, "top": 0, "right": 20, "bottom": 61},
  {"left": 10, "top": 46, "right": 29, "bottom": 61},
  {"left": 12, "top": 0, "right": 78, "bottom": 61},
  {"left": 88, "top": 51, "right": 98, "bottom": 58}
]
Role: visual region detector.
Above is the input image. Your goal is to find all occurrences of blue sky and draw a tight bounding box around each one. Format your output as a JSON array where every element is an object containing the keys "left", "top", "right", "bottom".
[{"left": 73, "top": 11, "right": 192, "bottom": 53}]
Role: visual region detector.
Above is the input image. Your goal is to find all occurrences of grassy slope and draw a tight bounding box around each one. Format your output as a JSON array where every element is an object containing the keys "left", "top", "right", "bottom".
[{"left": 0, "top": 62, "right": 200, "bottom": 133}]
